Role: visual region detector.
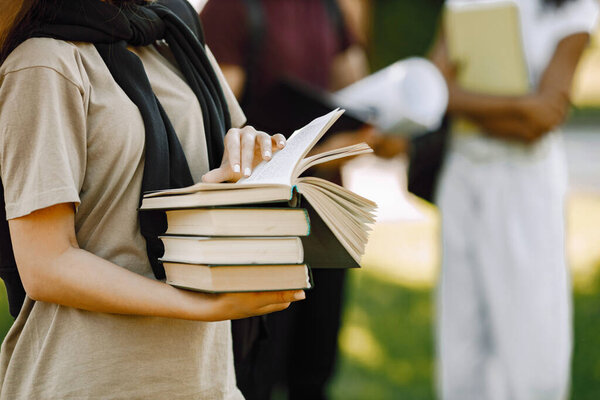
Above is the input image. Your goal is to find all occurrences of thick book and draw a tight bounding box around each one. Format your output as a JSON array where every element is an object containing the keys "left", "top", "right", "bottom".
[
  {"left": 159, "top": 236, "right": 303, "bottom": 265},
  {"left": 164, "top": 207, "right": 310, "bottom": 237},
  {"left": 163, "top": 262, "right": 312, "bottom": 293},
  {"left": 142, "top": 110, "right": 377, "bottom": 267}
]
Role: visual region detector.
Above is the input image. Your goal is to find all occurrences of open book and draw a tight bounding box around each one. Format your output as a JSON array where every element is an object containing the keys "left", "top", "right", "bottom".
[
  {"left": 444, "top": 0, "right": 530, "bottom": 134},
  {"left": 142, "top": 109, "right": 377, "bottom": 266},
  {"left": 334, "top": 58, "right": 449, "bottom": 135}
]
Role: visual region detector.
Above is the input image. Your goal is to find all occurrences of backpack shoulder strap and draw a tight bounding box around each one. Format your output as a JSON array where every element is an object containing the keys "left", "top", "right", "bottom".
[
  {"left": 0, "top": 181, "right": 25, "bottom": 318},
  {"left": 159, "top": 0, "right": 206, "bottom": 44},
  {"left": 241, "top": 0, "right": 266, "bottom": 107},
  {"left": 322, "top": 0, "right": 347, "bottom": 44}
]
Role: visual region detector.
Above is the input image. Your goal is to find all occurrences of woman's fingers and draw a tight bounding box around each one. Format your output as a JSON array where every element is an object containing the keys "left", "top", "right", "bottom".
[
  {"left": 248, "top": 290, "right": 305, "bottom": 307},
  {"left": 225, "top": 129, "right": 241, "bottom": 174},
  {"left": 216, "top": 289, "right": 305, "bottom": 320},
  {"left": 272, "top": 133, "right": 286, "bottom": 150},
  {"left": 241, "top": 127, "right": 256, "bottom": 177},
  {"left": 258, "top": 131, "right": 273, "bottom": 161},
  {"left": 217, "top": 127, "right": 288, "bottom": 182},
  {"left": 201, "top": 166, "right": 231, "bottom": 183},
  {"left": 253, "top": 302, "right": 291, "bottom": 316}
]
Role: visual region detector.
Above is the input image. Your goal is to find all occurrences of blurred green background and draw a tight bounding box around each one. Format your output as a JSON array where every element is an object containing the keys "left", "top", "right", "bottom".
[{"left": 3, "top": 1, "right": 600, "bottom": 399}]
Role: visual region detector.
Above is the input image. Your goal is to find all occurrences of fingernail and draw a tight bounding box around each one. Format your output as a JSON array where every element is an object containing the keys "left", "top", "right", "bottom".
[
  {"left": 233, "top": 164, "right": 240, "bottom": 173},
  {"left": 244, "top": 167, "right": 252, "bottom": 177},
  {"left": 278, "top": 141, "right": 285, "bottom": 148},
  {"left": 294, "top": 291, "right": 306, "bottom": 300},
  {"left": 264, "top": 150, "right": 272, "bottom": 159}
]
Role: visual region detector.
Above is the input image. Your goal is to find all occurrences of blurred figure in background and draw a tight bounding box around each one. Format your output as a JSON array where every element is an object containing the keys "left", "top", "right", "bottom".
[
  {"left": 200, "top": 1, "right": 375, "bottom": 399},
  {"left": 431, "top": 0, "right": 599, "bottom": 399}
]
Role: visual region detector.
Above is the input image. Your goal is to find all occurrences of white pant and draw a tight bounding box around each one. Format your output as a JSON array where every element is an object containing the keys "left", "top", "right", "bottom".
[{"left": 436, "top": 134, "right": 572, "bottom": 400}]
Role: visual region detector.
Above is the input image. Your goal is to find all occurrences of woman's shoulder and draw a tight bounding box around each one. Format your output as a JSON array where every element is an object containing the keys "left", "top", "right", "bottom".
[{"left": 0, "top": 38, "right": 91, "bottom": 91}]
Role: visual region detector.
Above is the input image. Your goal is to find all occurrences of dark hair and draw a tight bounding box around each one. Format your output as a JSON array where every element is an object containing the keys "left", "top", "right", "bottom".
[
  {"left": 544, "top": 0, "right": 577, "bottom": 7},
  {"left": 0, "top": 0, "right": 146, "bottom": 63},
  {"left": 0, "top": 0, "right": 37, "bottom": 62}
]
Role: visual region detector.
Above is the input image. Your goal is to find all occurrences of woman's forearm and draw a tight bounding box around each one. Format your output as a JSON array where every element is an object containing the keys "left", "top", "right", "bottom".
[
  {"left": 447, "top": 84, "right": 524, "bottom": 120},
  {"left": 10, "top": 204, "right": 302, "bottom": 321},
  {"left": 21, "top": 244, "right": 301, "bottom": 321},
  {"left": 469, "top": 114, "right": 541, "bottom": 142},
  {"left": 28, "top": 245, "right": 213, "bottom": 320}
]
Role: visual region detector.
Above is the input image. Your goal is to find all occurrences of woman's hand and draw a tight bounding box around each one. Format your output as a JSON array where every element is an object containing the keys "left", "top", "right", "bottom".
[
  {"left": 202, "top": 126, "right": 286, "bottom": 183},
  {"left": 192, "top": 290, "right": 306, "bottom": 321},
  {"left": 470, "top": 92, "right": 569, "bottom": 143},
  {"left": 515, "top": 92, "right": 569, "bottom": 139}
]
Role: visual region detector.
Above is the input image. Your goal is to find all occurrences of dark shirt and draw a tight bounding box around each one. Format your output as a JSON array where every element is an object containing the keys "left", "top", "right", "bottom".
[{"left": 200, "top": 0, "right": 353, "bottom": 99}]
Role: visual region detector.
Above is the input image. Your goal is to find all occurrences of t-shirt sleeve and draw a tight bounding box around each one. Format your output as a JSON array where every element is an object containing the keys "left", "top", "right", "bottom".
[
  {"left": 200, "top": 0, "right": 249, "bottom": 67},
  {"left": 552, "top": 0, "right": 599, "bottom": 41},
  {"left": 0, "top": 67, "right": 87, "bottom": 219}
]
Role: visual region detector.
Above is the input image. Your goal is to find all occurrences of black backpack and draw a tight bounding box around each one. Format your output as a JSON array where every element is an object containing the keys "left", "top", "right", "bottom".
[{"left": 0, "top": 0, "right": 206, "bottom": 319}]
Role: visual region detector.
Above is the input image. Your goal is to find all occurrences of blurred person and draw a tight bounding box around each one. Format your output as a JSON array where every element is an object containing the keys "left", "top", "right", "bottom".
[
  {"left": 431, "top": 0, "right": 599, "bottom": 399},
  {"left": 0, "top": 0, "right": 306, "bottom": 398},
  {"left": 200, "top": 1, "right": 396, "bottom": 399}
]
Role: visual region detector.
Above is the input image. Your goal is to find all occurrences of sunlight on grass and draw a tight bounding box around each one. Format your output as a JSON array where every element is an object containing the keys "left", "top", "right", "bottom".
[
  {"left": 567, "top": 192, "right": 600, "bottom": 291},
  {"left": 358, "top": 190, "right": 600, "bottom": 292},
  {"left": 339, "top": 324, "right": 385, "bottom": 369},
  {"left": 572, "top": 27, "right": 600, "bottom": 107},
  {"left": 361, "top": 197, "right": 440, "bottom": 290}
]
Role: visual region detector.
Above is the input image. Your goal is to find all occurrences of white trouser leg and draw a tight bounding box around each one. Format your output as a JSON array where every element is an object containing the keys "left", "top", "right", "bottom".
[
  {"left": 436, "top": 141, "right": 572, "bottom": 400},
  {"left": 437, "top": 151, "right": 497, "bottom": 400}
]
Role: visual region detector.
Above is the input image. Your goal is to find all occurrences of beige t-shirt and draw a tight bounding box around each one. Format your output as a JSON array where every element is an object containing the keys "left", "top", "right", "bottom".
[{"left": 0, "top": 38, "right": 245, "bottom": 400}]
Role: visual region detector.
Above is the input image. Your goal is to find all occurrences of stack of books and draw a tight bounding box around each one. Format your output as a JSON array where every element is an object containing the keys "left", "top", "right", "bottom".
[
  {"left": 142, "top": 110, "right": 377, "bottom": 293},
  {"left": 157, "top": 206, "right": 313, "bottom": 293}
]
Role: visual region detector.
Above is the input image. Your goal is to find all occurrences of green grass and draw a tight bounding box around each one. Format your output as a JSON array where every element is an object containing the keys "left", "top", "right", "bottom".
[
  {"left": 330, "top": 270, "right": 435, "bottom": 399},
  {"left": 328, "top": 265, "right": 600, "bottom": 400},
  {"left": 0, "top": 285, "right": 12, "bottom": 341},
  {"left": 571, "top": 272, "right": 600, "bottom": 399}
]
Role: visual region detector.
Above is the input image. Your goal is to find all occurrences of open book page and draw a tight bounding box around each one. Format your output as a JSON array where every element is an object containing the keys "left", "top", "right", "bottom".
[
  {"left": 298, "top": 184, "right": 373, "bottom": 263},
  {"left": 299, "top": 177, "right": 376, "bottom": 210},
  {"left": 298, "top": 177, "right": 375, "bottom": 223},
  {"left": 144, "top": 110, "right": 344, "bottom": 198},
  {"left": 296, "top": 143, "right": 373, "bottom": 176},
  {"left": 296, "top": 177, "right": 377, "bottom": 263},
  {"left": 239, "top": 109, "right": 345, "bottom": 186}
]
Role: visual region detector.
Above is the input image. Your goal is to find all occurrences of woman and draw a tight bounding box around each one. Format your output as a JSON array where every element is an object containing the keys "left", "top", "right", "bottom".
[
  {"left": 432, "top": 0, "right": 598, "bottom": 399},
  {"left": 0, "top": 0, "right": 304, "bottom": 398}
]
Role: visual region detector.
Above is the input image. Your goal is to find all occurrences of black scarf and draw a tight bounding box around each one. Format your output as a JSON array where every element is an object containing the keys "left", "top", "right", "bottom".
[{"left": 31, "top": 0, "right": 231, "bottom": 279}]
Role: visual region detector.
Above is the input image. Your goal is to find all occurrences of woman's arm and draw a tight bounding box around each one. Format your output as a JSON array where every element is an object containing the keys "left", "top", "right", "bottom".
[
  {"left": 11, "top": 127, "right": 300, "bottom": 322},
  {"left": 10, "top": 203, "right": 304, "bottom": 321},
  {"left": 431, "top": 32, "right": 590, "bottom": 142}
]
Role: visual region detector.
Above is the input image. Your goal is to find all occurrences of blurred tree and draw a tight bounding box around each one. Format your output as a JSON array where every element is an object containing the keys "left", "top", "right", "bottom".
[{"left": 370, "top": 0, "right": 444, "bottom": 70}]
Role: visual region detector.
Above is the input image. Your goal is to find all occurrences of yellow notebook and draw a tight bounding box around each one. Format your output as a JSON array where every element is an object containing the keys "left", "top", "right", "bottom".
[
  {"left": 445, "top": 1, "right": 530, "bottom": 134},
  {"left": 445, "top": 0, "right": 529, "bottom": 96}
]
